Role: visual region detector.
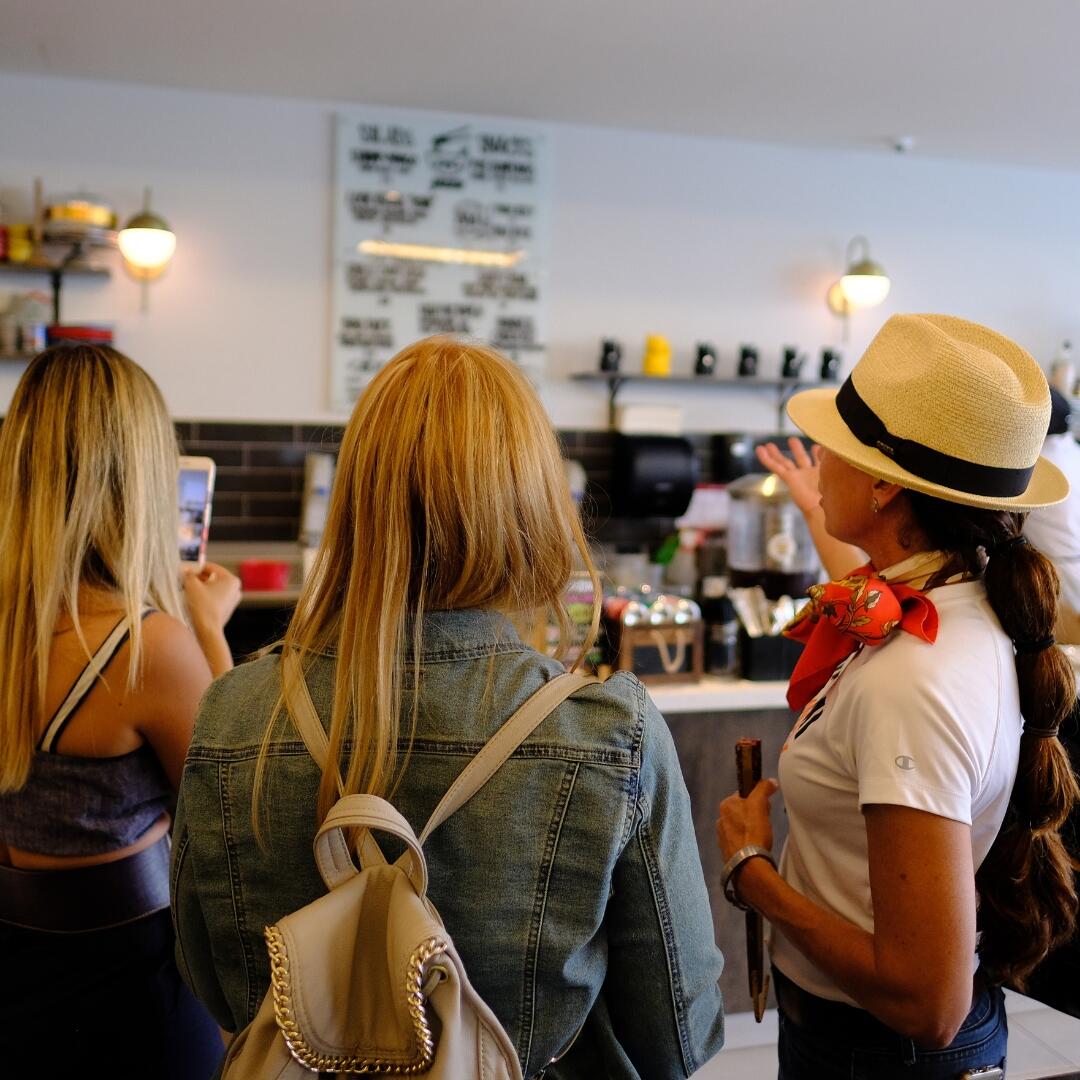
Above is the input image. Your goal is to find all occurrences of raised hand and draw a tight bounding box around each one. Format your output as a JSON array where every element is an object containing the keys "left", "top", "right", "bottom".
[{"left": 755, "top": 437, "right": 822, "bottom": 515}]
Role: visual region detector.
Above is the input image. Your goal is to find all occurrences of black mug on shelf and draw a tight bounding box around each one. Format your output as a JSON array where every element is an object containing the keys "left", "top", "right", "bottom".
[
  {"left": 820, "top": 347, "right": 841, "bottom": 381},
  {"left": 738, "top": 344, "right": 759, "bottom": 377},
  {"left": 695, "top": 341, "right": 718, "bottom": 376},
  {"left": 599, "top": 338, "right": 622, "bottom": 372},
  {"left": 781, "top": 346, "right": 805, "bottom": 379}
]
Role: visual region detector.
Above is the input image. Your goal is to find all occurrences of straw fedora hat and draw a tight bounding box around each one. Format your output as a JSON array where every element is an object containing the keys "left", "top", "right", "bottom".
[{"left": 787, "top": 314, "right": 1068, "bottom": 510}]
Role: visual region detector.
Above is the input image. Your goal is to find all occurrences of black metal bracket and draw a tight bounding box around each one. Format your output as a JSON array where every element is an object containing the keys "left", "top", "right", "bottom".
[{"left": 578, "top": 372, "right": 809, "bottom": 432}]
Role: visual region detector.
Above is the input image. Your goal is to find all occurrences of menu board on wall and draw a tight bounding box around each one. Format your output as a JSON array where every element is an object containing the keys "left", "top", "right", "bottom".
[{"left": 331, "top": 111, "right": 550, "bottom": 411}]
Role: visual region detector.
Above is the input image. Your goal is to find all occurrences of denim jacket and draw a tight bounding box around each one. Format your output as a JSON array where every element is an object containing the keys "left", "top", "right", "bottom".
[{"left": 172, "top": 610, "right": 724, "bottom": 1078}]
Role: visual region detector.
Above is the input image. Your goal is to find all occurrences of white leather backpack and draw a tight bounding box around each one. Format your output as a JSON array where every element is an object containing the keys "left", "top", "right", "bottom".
[{"left": 220, "top": 653, "right": 595, "bottom": 1079}]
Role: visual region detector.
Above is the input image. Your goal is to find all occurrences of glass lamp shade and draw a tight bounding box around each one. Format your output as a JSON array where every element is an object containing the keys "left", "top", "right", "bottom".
[
  {"left": 839, "top": 259, "right": 890, "bottom": 308},
  {"left": 118, "top": 212, "right": 176, "bottom": 279}
]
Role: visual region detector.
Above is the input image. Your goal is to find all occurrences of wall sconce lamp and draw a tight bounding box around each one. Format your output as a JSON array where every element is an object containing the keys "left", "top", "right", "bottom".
[
  {"left": 118, "top": 187, "right": 176, "bottom": 310},
  {"left": 826, "top": 235, "right": 890, "bottom": 339}
]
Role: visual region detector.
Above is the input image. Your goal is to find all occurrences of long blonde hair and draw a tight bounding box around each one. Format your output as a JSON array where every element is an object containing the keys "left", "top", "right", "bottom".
[
  {"left": 0, "top": 344, "right": 185, "bottom": 792},
  {"left": 262, "top": 337, "right": 600, "bottom": 825}
]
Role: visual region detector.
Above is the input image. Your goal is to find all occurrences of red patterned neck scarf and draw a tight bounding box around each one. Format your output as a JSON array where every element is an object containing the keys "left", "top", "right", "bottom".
[{"left": 783, "top": 553, "right": 945, "bottom": 713}]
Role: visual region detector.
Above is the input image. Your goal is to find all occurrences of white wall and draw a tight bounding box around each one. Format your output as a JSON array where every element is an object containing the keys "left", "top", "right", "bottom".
[{"left": 2, "top": 71, "right": 1079, "bottom": 431}]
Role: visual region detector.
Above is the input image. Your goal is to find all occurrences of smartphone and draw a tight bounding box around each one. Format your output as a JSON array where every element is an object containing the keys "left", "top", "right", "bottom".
[{"left": 178, "top": 456, "right": 216, "bottom": 569}]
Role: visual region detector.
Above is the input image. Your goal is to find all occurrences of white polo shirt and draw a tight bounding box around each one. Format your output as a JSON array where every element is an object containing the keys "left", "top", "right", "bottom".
[{"left": 771, "top": 579, "right": 1021, "bottom": 1004}]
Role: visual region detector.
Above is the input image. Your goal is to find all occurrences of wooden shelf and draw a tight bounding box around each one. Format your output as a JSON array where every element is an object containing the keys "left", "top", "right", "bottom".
[{"left": 0, "top": 263, "right": 110, "bottom": 278}]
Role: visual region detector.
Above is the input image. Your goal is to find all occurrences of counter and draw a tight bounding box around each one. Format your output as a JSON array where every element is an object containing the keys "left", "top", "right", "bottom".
[
  {"left": 648, "top": 675, "right": 788, "bottom": 713},
  {"left": 209, "top": 542, "right": 792, "bottom": 712},
  {"left": 622, "top": 669, "right": 794, "bottom": 1013},
  {"left": 623, "top": 645, "right": 794, "bottom": 1011},
  {"left": 661, "top": 699, "right": 794, "bottom": 1016},
  {"left": 207, "top": 541, "right": 305, "bottom": 607}
]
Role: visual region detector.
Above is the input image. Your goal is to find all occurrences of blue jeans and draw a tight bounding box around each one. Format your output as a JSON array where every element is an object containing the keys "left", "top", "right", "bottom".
[{"left": 775, "top": 965, "right": 1008, "bottom": 1079}]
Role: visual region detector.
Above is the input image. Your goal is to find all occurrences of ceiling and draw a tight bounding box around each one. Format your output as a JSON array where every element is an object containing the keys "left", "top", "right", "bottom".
[{"left": 5, "top": 0, "right": 1080, "bottom": 173}]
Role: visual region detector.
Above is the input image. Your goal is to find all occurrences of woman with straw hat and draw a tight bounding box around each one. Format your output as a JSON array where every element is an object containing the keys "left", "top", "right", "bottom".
[{"left": 716, "top": 314, "right": 1079, "bottom": 1077}]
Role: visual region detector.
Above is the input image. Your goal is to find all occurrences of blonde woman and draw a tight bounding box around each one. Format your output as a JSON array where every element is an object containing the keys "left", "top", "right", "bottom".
[
  {"left": 173, "top": 337, "right": 725, "bottom": 1078},
  {"left": 0, "top": 344, "right": 240, "bottom": 1077}
]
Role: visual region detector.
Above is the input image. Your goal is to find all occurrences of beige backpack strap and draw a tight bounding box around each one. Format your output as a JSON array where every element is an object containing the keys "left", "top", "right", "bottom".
[
  {"left": 281, "top": 650, "right": 387, "bottom": 869},
  {"left": 315, "top": 794, "right": 428, "bottom": 894},
  {"left": 417, "top": 671, "right": 598, "bottom": 847}
]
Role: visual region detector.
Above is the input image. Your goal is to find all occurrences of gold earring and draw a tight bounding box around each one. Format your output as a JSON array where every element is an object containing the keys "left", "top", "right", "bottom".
[{"left": 871, "top": 497, "right": 880, "bottom": 513}]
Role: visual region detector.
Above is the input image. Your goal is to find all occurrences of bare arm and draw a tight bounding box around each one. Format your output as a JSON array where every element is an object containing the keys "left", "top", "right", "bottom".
[
  {"left": 718, "top": 783, "right": 976, "bottom": 1047},
  {"left": 755, "top": 439, "right": 864, "bottom": 578},
  {"left": 182, "top": 561, "right": 242, "bottom": 677},
  {"left": 132, "top": 613, "right": 214, "bottom": 789}
]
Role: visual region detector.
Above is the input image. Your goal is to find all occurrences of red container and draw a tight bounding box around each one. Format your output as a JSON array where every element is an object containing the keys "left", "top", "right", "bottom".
[
  {"left": 238, "top": 559, "right": 291, "bottom": 592},
  {"left": 46, "top": 324, "right": 114, "bottom": 345}
]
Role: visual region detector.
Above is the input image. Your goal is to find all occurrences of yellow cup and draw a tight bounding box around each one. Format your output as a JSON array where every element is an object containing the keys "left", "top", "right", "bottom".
[
  {"left": 7, "top": 225, "right": 32, "bottom": 264},
  {"left": 642, "top": 334, "right": 672, "bottom": 376}
]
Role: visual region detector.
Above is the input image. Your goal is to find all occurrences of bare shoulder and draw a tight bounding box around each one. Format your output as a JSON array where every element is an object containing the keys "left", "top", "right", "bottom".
[
  {"left": 140, "top": 610, "right": 203, "bottom": 657},
  {"left": 136, "top": 611, "right": 213, "bottom": 696}
]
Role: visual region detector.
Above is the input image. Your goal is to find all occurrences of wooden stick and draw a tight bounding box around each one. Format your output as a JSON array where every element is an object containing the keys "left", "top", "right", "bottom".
[{"left": 735, "top": 737, "right": 770, "bottom": 1021}]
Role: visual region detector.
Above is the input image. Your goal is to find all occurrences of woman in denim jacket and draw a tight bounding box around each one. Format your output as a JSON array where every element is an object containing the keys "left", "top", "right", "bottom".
[{"left": 172, "top": 337, "right": 725, "bottom": 1078}]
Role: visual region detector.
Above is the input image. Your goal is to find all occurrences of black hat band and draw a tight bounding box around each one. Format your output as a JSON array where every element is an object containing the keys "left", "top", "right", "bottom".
[{"left": 835, "top": 377, "right": 1035, "bottom": 498}]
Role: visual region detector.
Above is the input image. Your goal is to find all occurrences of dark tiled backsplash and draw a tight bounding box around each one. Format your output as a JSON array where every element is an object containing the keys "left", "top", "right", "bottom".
[
  {"left": 178, "top": 421, "right": 719, "bottom": 545},
  {"left": 0, "top": 416, "right": 731, "bottom": 546},
  {"left": 177, "top": 420, "right": 343, "bottom": 543}
]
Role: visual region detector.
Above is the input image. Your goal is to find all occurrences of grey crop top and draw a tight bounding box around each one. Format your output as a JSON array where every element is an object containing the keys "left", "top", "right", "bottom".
[{"left": 0, "top": 611, "right": 172, "bottom": 857}]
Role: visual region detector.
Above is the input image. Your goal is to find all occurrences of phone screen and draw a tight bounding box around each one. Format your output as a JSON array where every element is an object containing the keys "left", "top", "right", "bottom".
[{"left": 178, "top": 460, "right": 215, "bottom": 566}]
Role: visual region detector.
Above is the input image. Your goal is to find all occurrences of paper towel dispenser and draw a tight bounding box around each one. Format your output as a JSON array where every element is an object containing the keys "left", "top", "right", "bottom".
[{"left": 609, "top": 434, "right": 697, "bottom": 517}]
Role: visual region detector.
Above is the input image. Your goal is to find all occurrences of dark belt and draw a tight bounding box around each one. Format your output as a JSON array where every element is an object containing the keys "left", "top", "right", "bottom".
[{"left": 0, "top": 834, "right": 171, "bottom": 933}]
